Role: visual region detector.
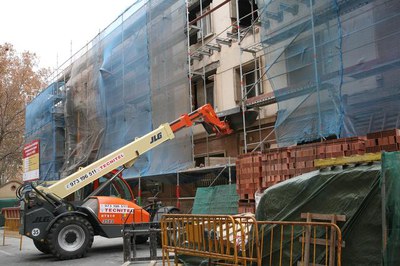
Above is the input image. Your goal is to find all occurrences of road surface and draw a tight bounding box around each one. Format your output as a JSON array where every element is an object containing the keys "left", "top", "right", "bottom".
[{"left": 0, "top": 229, "right": 162, "bottom": 265}]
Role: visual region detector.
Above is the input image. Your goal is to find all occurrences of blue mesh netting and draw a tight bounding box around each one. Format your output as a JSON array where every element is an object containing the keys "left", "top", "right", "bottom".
[
  {"left": 25, "top": 0, "right": 190, "bottom": 181},
  {"left": 25, "top": 82, "right": 65, "bottom": 181},
  {"left": 147, "top": 0, "right": 192, "bottom": 175},
  {"left": 257, "top": 0, "right": 400, "bottom": 146}
]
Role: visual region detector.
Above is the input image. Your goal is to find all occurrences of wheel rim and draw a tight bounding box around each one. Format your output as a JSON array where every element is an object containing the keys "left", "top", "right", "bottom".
[{"left": 58, "top": 224, "right": 85, "bottom": 252}]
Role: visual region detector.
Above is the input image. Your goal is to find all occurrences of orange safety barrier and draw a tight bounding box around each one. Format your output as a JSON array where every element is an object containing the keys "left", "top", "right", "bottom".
[
  {"left": 161, "top": 214, "right": 260, "bottom": 265},
  {"left": 247, "top": 220, "right": 342, "bottom": 266},
  {"left": 161, "top": 214, "right": 342, "bottom": 266},
  {"left": 1, "top": 207, "right": 22, "bottom": 250}
]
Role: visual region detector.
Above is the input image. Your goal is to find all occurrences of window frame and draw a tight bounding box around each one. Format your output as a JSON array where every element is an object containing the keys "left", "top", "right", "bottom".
[{"left": 196, "top": 5, "right": 213, "bottom": 40}]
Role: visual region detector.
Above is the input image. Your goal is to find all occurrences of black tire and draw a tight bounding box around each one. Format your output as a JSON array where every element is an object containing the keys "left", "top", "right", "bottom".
[
  {"left": 33, "top": 239, "right": 51, "bottom": 254},
  {"left": 47, "top": 215, "right": 94, "bottom": 260},
  {"left": 135, "top": 235, "right": 148, "bottom": 244}
]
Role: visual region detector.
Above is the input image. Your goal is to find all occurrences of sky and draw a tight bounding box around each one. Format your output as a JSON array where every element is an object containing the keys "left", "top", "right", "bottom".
[{"left": 0, "top": 0, "right": 136, "bottom": 70}]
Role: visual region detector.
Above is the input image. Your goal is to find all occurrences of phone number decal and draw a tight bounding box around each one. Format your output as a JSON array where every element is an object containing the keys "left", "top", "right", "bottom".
[{"left": 65, "top": 153, "right": 125, "bottom": 190}]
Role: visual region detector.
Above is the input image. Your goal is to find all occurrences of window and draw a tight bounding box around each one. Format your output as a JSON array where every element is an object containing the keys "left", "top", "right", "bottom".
[
  {"left": 205, "top": 81, "right": 214, "bottom": 107},
  {"left": 197, "top": 6, "right": 213, "bottom": 40},
  {"left": 192, "top": 72, "right": 216, "bottom": 109},
  {"left": 81, "top": 172, "right": 133, "bottom": 202},
  {"left": 243, "top": 68, "right": 259, "bottom": 98},
  {"left": 231, "top": 0, "right": 259, "bottom": 28},
  {"left": 188, "top": 0, "right": 213, "bottom": 45},
  {"left": 235, "top": 59, "right": 263, "bottom": 102}
]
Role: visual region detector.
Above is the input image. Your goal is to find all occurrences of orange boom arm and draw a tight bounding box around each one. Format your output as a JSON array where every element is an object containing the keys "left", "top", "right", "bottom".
[{"left": 169, "top": 104, "right": 233, "bottom": 136}]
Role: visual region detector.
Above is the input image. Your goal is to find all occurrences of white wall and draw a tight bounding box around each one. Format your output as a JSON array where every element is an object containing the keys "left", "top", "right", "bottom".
[{"left": 190, "top": 0, "right": 276, "bottom": 118}]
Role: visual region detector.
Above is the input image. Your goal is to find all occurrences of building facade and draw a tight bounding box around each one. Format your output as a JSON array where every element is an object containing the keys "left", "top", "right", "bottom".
[{"left": 24, "top": 0, "right": 400, "bottom": 211}]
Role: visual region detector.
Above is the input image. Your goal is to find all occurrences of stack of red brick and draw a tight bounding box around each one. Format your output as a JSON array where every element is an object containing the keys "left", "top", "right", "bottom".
[
  {"left": 318, "top": 137, "right": 367, "bottom": 158},
  {"left": 236, "top": 130, "right": 400, "bottom": 213},
  {"left": 235, "top": 135, "right": 378, "bottom": 213},
  {"left": 236, "top": 152, "right": 261, "bottom": 213},
  {"left": 366, "top": 129, "right": 400, "bottom": 152},
  {"left": 261, "top": 148, "right": 292, "bottom": 188},
  {"left": 258, "top": 136, "right": 367, "bottom": 190}
]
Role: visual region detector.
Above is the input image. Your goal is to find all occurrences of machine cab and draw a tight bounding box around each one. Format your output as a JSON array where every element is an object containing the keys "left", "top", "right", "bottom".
[
  {"left": 81, "top": 170, "right": 134, "bottom": 202},
  {"left": 81, "top": 170, "right": 150, "bottom": 226}
]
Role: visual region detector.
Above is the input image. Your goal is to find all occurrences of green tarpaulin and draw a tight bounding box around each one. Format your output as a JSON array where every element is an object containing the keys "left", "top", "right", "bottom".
[
  {"left": 192, "top": 184, "right": 239, "bottom": 215},
  {"left": 256, "top": 151, "right": 400, "bottom": 265},
  {"left": 179, "top": 152, "right": 400, "bottom": 265},
  {"left": 256, "top": 164, "right": 381, "bottom": 265},
  {"left": 382, "top": 152, "right": 400, "bottom": 266}
]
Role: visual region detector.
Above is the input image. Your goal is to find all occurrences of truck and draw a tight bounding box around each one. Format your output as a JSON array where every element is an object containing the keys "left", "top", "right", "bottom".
[{"left": 18, "top": 104, "right": 232, "bottom": 260}]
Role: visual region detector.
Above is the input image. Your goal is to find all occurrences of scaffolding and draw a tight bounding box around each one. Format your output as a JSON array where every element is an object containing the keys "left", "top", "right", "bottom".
[
  {"left": 186, "top": 0, "right": 276, "bottom": 155},
  {"left": 25, "top": 0, "right": 192, "bottom": 181},
  {"left": 25, "top": 1, "right": 237, "bottom": 212},
  {"left": 25, "top": 82, "right": 66, "bottom": 181},
  {"left": 188, "top": 0, "right": 400, "bottom": 153},
  {"left": 257, "top": 0, "right": 400, "bottom": 146},
  {"left": 24, "top": 0, "right": 400, "bottom": 216}
]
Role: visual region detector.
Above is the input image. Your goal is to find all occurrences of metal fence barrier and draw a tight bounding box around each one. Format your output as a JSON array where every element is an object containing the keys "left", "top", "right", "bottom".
[
  {"left": 1, "top": 207, "right": 23, "bottom": 250},
  {"left": 161, "top": 214, "right": 342, "bottom": 266},
  {"left": 122, "top": 227, "right": 159, "bottom": 262}
]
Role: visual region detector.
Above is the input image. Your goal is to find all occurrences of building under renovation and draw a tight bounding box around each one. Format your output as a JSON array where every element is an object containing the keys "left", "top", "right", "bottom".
[{"left": 24, "top": 0, "right": 400, "bottom": 263}]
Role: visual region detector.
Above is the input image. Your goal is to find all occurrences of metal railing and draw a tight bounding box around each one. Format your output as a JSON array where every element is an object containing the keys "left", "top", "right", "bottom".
[
  {"left": 161, "top": 214, "right": 342, "bottom": 266},
  {"left": 1, "top": 207, "right": 23, "bottom": 250}
]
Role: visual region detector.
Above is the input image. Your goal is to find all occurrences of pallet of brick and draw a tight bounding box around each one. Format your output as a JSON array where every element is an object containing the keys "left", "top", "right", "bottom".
[
  {"left": 366, "top": 128, "right": 400, "bottom": 153},
  {"left": 263, "top": 148, "right": 290, "bottom": 176},
  {"left": 367, "top": 129, "right": 400, "bottom": 152},
  {"left": 261, "top": 147, "right": 291, "bottom": 189},
  {"left": 286, "top": 146, "right": 297, "bottom": 176},
  {"left": 316, "top": 142, "right": 327, "bottom": 159},
  {"left": 323, "top": 137, "right": 366, "bottom": 158},
  {"left": 331, "top": 137, "right": 366, "bottom": 157},
  {"left": 291, "top": 142, "right": 317, "bottom": 158},
  {"left": 366, "top": 130, "right": 381, "bottom": 153},
  {"left": 262, "top": 175, "right": 291, "bottom": 188},
  {"left": 236, "top": 152, "right": 262, "bottom": 200},
  {"left": 236, "top": 156, "right": 251, "bottom": 200},
  {"left": 238, "top": 200, "right": 256, "bottom": 214},
  {"left": 238, "top": 136, "right": 370, "bottom": 195},
  {"left": 289, "top": 143, "right": 317, "bottom": 177},
  {"left": 347, "top": 136, "right": 366, "bottom": 156},
  {"left": 324, "top": 139, "right": 346, "bottom": 158}
]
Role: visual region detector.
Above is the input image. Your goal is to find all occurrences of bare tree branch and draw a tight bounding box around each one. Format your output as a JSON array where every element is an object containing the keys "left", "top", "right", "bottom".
[{"left": 0, "top": 43, "right": 47, "bottom": 185}]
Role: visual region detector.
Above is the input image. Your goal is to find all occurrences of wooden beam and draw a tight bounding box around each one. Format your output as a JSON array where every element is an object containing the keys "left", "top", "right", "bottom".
[
  {"left": 314, "top": 153, "right": 381, "bottom": 168},
  {"left": 300, "top": 213, "right": 346, "bottom": 222}
]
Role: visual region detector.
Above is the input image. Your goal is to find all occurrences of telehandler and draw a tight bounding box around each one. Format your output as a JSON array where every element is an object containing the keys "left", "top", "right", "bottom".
[{"left": 18, "top": 104, "right": 232, "bottom": 259}]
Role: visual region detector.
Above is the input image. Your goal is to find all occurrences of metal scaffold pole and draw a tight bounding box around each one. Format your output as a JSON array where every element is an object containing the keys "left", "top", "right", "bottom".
[
  {"left": 236, "top": 0, "right": 248, "bottom": 154},
  {"left": 186, "top": 0, "right": 195, "bottom": 165},
  {"left": 309, "top": 0, "right": 323, "bottom": 139}
]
